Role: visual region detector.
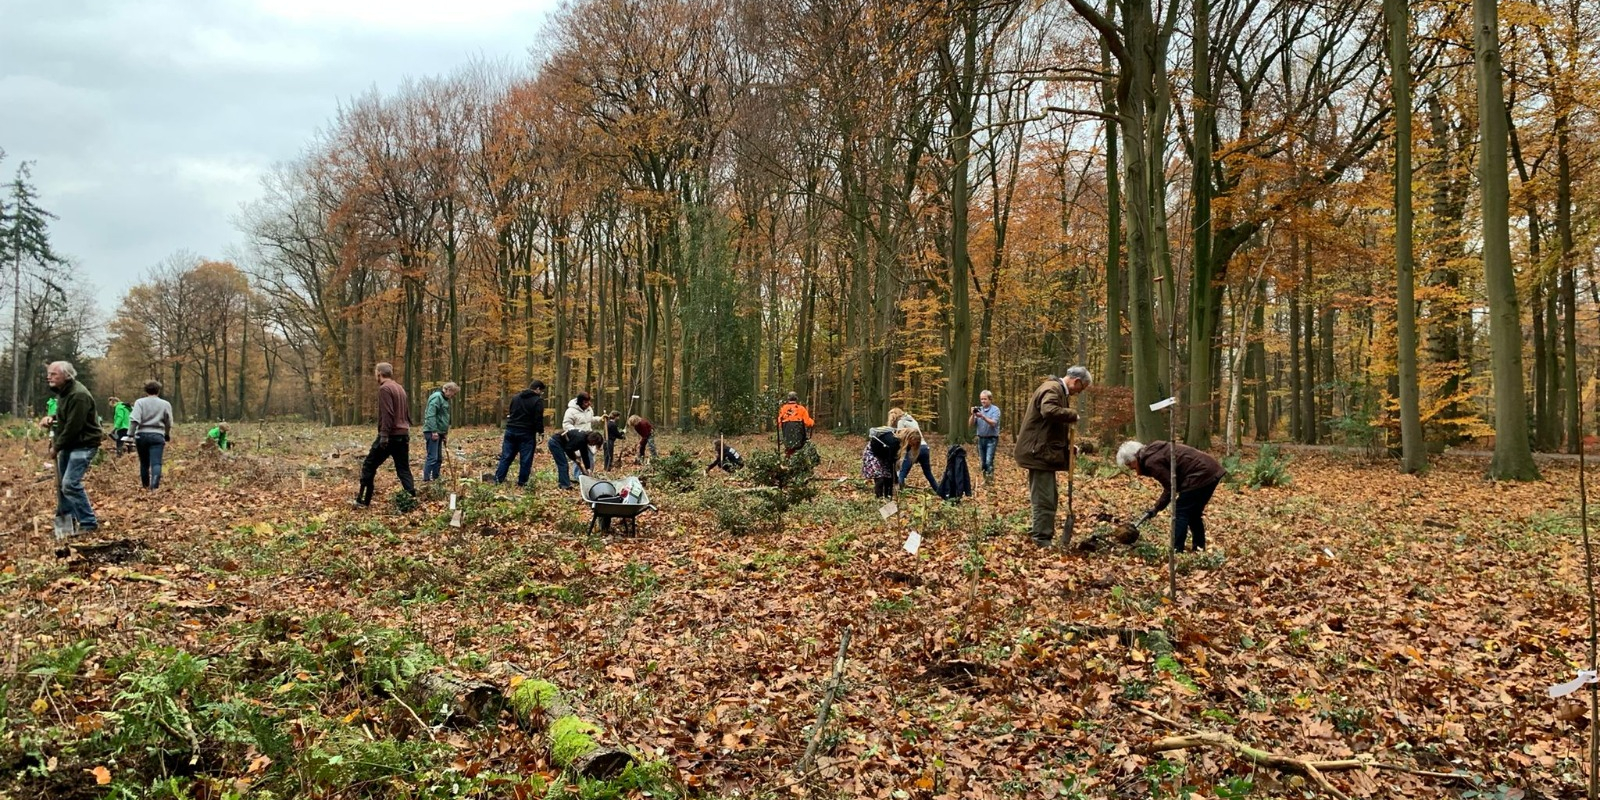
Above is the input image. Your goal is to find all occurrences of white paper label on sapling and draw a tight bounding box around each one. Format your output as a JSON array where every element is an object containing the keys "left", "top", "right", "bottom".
[
  {"left": 879, "top": 501, "right": 898, "bottom": 520},
  {"left": 903, "top": 531, "right": 922, "bottom": 555}
]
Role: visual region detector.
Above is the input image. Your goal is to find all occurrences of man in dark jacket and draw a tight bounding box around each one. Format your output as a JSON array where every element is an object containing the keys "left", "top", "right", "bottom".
[
  {"left": 1117, "top": 440, "right": 1227, "bottom": 552},
  {"left": 47, "top": 361, "right": 101, "bottom": 534},
  {"left": 356, "top": 362, "right": 416, "bottom": 507},
  {"left": 495, "top": 380, "right": 546, "bottom": 487},
  {"left": 1013, "top": 366, "right": 1091, "bottom": 546}
]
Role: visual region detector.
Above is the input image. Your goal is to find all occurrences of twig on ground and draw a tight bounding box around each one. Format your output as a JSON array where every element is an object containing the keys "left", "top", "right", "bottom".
[{"left": 797, "top": 626, "right": 851, "bottom": 777}]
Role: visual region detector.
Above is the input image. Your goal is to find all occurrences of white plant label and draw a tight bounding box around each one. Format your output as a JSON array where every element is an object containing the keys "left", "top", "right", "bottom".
[
  {"left": 1548, "top": 670, "right": 1597, "bottom": 699},
  {"left": 449, "top": 494, "right": 458, "bottom": 510},
  {"left": 1149, "top": 397, "right": 1177, "bottom": 412},
  {"left": 903, "top": 531, "right": 922, "bottom": 555},
  {"left": 879, "top": 501, "right": 898, "bottom": 520}
]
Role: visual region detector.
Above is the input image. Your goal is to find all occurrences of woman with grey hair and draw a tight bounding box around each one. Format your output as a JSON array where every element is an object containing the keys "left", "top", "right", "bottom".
[{"left": 1117, "top": 440, "right": 1226, "bottom": 552}]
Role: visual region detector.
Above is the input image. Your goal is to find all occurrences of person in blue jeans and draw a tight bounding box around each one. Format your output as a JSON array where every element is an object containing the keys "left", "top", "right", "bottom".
[
  {"left": 422, "top": 381, "right": 459, "bottom": 482},
  {"left": 494, "top": 380, "right": 546, "bottom": 487},
  {"left": 549, "top": 429, "right": 604, "bottom": 490},
  {"left": 129, "top": 380, "right": 175, "bottom": 490},
  {"left": 46, "top": 361, "right": 102, "bottom": 533},
  {"left": 887, "top": 409, "right": 941, "bottom": 495},
  {"left": 969, "top": 389, "right": 1001, "bottom": 479}
]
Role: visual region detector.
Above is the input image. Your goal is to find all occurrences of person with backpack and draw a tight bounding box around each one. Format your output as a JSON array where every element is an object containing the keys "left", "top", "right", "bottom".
[
  {"left": 549, "top": 429, "right": 605, "bottom": 490},
  {"left": 494, "top": 380, "right": 546, "bottom": 487},
  {"left": 109, "top": 397, "right": 132, "bottom": 456},
  {"left": 422, "top": 381, "right": 459, "bottom": 482},
  {"left": 777, "top": 392, "right": 814, "bottom": 455},
  {"left": 862, "top": 425, "right": 902, "bottom": 499},
  {"left": 129, "top": 380, "right": 174, "bottom": 491}
]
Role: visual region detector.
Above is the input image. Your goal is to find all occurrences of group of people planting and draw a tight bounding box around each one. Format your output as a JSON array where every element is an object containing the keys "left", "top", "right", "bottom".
[{"left": 34, "top": 359, "right": 1226, "bottom": 552}]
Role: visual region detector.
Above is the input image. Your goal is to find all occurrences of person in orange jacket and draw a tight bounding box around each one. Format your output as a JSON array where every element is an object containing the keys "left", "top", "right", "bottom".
[{"left": 776, "top": 392, "right": 814, "bottom": 455}]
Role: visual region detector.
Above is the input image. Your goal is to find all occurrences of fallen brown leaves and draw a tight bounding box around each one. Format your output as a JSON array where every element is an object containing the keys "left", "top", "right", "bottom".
[{"left": 0, "top": 428, "right": 1590, "bottom": 797}]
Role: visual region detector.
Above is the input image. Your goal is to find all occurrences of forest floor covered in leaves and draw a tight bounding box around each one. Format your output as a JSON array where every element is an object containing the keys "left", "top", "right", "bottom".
[{"left": 0, "top": 424, "right": 1590, "bottom": 799}]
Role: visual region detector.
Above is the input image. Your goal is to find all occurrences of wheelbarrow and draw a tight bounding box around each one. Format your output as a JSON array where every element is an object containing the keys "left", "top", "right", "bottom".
[{"left": 578, "top": 475, "right": 656, "bottom": 536}]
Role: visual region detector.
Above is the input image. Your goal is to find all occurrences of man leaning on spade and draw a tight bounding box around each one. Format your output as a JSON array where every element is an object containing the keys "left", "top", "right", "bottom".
[{"left": 1013, "top": 365, "right": 1091, "bottom": 547}]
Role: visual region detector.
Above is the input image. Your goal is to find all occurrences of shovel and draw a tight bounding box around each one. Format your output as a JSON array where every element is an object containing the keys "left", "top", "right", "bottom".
[
  {"left": 447, "top": 441, "right": 464, "bottom": 528},
  {"left": 53, "top": 515, "right": 78, "bottom": 541},
  {"left": 1057, "top": 427, "right": 1076, "bottom": 550}
]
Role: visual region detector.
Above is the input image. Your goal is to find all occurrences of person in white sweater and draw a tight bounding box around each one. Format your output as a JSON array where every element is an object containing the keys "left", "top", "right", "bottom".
[
  {"left": 128, "top": 380, "right": 175, "bottom": 490},
  {"left": 561, "top": 392, "right": 598, "bottom": 473}
]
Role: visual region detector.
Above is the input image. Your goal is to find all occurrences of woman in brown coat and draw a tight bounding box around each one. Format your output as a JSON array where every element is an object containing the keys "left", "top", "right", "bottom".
[{"left": 1117, "top": 440, "right": 1227, "bottom": 552}]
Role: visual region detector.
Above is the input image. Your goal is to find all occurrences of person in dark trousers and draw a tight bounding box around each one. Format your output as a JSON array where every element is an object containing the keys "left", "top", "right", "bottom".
[
  {"left": 422, "top": 381, "right": 459, "bottom": 482},
  {"left": 863, "top": 425, "right": 901, "bottom": 499},
  {"left": 129, "top": 380, "right": 173, "bottom": 490},
  {"left": 969, "top": 390, "right": 1000, "bottom": 479},
  {"left": 549, "top": 429, "right": 604, "bottom": 490},
  {"left": 706, "top": 439, "right": 745, "bottom": 474},
  {"left": 47, "top": 361, "right": 102, "bottom": 534},
  {"left": 109, "top": 396, "right": 132, "bottom": 456},
  {"left": 776, "top": 392, "right": 814, "bottom": 456},
  {"left": 494, "top": 380, "right": 546, "bottom": 487},
  {"left": 628, "top": 415, "right": 658, "bottom": 464},
  {"left": 888, "top": 409, "right": 941, "bottom": 496},
  {"left": 604, "top": 412, "right": 625, "bottom": 470},
  {"left": 355, "top": 362, "right": 416, "bottom": 507},
  {"left": 1116, "top": 440, "right": 1227, "bottom": 552},
  {"left": 1014, "top": 366, "right": 1091, "bottom": 546}
]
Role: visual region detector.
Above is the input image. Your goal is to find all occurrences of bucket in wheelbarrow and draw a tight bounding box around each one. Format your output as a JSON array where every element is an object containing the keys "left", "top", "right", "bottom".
[{"left": 579, "top": 475, "right": 654, "bottom": 535}]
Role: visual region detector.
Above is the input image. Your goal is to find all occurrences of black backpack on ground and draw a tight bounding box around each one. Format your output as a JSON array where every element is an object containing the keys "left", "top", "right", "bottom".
[{"left": 939, "top": 445, "right": 973, "bottom": 502}]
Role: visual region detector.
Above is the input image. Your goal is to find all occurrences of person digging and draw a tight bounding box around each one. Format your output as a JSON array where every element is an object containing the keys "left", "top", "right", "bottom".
[{"left": 1114, "top": 440, "right": 1226, "bottom": 552}]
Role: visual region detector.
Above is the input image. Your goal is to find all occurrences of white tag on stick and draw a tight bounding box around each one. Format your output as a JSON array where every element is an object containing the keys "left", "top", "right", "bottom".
[
  {"left": 879, "top": 501, "right": 898, "bottom": 520},
  {"left": 903, "top": 531, "right": 922, "bottom": 555},
  {"left": 1149, "top": 397, "right": 1177, "bottom": 411},
  {"left": 449, "top": 493, "right": 458, "bottom": 510},
  {"left": 1548, "top": 670, "right": 1598, "bottom": 698}
]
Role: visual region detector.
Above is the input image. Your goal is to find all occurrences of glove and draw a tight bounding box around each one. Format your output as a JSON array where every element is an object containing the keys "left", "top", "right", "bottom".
[
  {"left": 377, "top": 435, "right": 390, "bottom": 448},
  {"left": 1135, "top": 510, "right": 1155, "bottom": 527}
]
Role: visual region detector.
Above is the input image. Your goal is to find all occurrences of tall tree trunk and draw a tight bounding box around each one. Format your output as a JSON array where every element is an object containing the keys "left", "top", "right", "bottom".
[
  {"left": 1474, "top": 0, "right": 1539, "bottom": 480},
  {"left": 1249, "top": 280, "right": 1269, "bottom": 440},
  {"left": 1558, "top": 119, "right": 1579, "bottom": 452},
  {"left": 1388, "top": 0, "right": 1425, "bottom": 471},
  {"left": 1184, "top": 0, "right": 1216, "bottom": 448},
  {"left": 1100, "top": 0, "right": 1124, "bottom": 388},
  {"left": 1425, "top": 93, "right": 1466, "bottom": 446}
]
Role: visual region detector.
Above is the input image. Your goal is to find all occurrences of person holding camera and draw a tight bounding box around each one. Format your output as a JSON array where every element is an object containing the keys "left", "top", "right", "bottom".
[{"left": 969, "top": 390, "right": 1000, "bottom": 480}]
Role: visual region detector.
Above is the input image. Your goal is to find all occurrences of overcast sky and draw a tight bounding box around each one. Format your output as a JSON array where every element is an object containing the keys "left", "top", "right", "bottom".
[{"left": 0, "top": 0, "right": 560, "bottom": 317}]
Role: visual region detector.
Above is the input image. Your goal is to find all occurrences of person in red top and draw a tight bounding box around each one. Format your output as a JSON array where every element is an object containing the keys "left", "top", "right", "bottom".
[
  {"left": 627, "top": 415, "right": 658, "bottom": 464},
  {"left": 776, "top": 392, "right": 814, "bottom": 455},
  {"left": 355, "top": 362, "right": 417, "bottom": 507}
]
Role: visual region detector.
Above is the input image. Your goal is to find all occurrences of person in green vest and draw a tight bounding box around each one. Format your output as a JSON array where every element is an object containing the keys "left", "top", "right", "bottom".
[
  {"left": 422, "top": 381, "right": 459, "bottom": 482},
  {"left": 109, "top": 396, "right": 133, "bottom": 456},
  {"left": 207, "top": 423, "right": 231, "bottom": 451}
]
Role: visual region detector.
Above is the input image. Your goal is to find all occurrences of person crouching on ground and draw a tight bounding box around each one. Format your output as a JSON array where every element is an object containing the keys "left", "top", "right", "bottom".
[
  {"left": 550, "top": 429, "right": 605, "bottom": 490},
  {"left": 1115, "top": 440, "right": 1226, "bottom": 552}
]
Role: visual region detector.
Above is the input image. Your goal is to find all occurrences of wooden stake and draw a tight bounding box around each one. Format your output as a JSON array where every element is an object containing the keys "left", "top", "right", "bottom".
[{"left": 797, "top": 626, "right": 852, "bottom": 776}]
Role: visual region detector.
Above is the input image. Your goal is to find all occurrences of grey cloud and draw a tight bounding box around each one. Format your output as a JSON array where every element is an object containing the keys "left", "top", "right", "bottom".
[{"left": 0, "top": 0, "right": 556, "bottom": 316}]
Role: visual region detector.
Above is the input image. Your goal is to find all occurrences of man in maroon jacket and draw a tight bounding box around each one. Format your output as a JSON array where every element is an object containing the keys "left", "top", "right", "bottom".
[
  {"left": 355, "top": 362, "right": 417, "bottom": 507},
  {"left": 1116, "top": 440, "right": 1227, "bottom": 552}
]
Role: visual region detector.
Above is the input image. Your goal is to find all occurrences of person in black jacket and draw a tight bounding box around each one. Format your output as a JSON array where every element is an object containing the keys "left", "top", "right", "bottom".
[
  {"left": 603, "top": 412, "right": 625, "bottom": 470},
  {"left": 862, "top": 426, "right": 901, "bottom": 499},
  {"left": 549, "top": 429, "right": 604, "bottom": 490},
  {"left": 47, "top": 361, "right": 102, "bottom": 534},
  {"left": 494, "top": 380, "right": 546, "bottom": 487},
  {"left": 1116, "top": 440, "right": 1227, "bottom": 552}
]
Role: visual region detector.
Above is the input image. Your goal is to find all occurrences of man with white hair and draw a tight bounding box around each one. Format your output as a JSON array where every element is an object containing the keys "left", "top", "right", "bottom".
[
  {"left": 1116, "top": 439, "right": 1226, "bottom": 552},
  {"left": 1013, "top": 366, "right": 1091, "bottom": 546},
  {"left": 421, "top": 381, "right": 459, "bottom": 482},
  {"left": 46, "top": 361, "right": 102, "bottom": 534}
]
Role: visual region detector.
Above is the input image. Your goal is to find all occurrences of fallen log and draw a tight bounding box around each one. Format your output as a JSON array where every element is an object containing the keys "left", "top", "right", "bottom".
[
  {"left": 502, "top": 670, "right": 634, "bottom": 780},
  {"left": 410, "top": 672, "right": 505, "bottom": 727}
]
